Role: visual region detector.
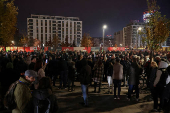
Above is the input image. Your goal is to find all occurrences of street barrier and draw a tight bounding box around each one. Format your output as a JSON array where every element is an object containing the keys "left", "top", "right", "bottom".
[{"left": 3, "top": 47, "right": 126, "bottom": 52}]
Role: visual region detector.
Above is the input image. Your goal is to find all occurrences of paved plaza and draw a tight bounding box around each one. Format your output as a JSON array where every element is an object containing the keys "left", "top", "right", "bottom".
[{"left": 54, "top": 81, "right": 158, "bottom": 113}]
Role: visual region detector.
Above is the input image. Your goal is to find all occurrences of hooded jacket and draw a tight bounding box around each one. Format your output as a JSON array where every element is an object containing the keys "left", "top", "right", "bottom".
[
  {"left": 12, "top": 77, "right": 32, "bottom": 113},
  {"left": 23, "top": 89, "right": 58, "bottom": 113},
  {"left": 154, "top": 61, "right": 169, "bottom": 86}
]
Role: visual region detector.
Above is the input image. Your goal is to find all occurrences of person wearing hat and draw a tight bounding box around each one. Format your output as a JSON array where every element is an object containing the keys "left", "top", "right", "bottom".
[{"left": 12, "top": 70, "right": 38, "bottom": 113}]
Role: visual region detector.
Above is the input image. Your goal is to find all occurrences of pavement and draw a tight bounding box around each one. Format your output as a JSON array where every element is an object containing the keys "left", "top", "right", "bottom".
[
  {"left": 1, "top": 81, "right": 162, "bottom": 113},
  {"left": 53, "top": 81, "right": 160, "bottom": 113}
]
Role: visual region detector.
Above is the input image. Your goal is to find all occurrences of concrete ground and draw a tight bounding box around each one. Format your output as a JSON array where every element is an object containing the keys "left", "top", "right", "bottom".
[{"left": 53, "top": 82, "right": 160, "bottom": 113}]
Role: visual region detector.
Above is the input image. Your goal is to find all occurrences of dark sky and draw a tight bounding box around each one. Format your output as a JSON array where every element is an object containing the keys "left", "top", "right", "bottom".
[{"left": 14, "top": 0, "right": 170, "bottom": 37}]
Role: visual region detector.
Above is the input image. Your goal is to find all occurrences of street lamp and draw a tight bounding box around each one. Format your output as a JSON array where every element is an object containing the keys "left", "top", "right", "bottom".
[
  {"left": 137, "top": 27, "right": 142, "bottom": 50},
  {"left": 103, "top": 25, "right": 107, "bottom": 52},
  {"left": 11, "top": 41, "right": 14, "bottom": 46},
  {"left": 120, "top": 44, "right": 122, "bottom": 47}
]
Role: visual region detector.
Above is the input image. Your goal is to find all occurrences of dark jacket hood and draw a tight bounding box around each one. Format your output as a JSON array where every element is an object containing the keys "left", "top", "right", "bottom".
[{"left": 32, "top": 89, "right": 52, "bottom": 100}]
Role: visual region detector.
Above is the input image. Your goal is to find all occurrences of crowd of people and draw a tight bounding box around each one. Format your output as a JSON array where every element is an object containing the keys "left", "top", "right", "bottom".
[{"left": 0, "top": 50, "right": 170, "bottom": 112}]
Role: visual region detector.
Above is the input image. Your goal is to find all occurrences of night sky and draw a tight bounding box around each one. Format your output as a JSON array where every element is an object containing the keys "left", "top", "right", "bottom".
[{"left": 14, "top": 0, "right": 170, "bottom": 37}]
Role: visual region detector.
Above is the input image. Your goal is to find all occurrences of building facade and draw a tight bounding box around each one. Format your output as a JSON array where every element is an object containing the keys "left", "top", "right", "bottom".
[
  {"left": 124, "top": 20, "right": 146, "bottom": 49},
  {"left": 114, "top": 30, "right": 124, "bottom": 47},
  {"left": 27, "top": 14, "right": 82, "bottom": 47},
  {"left": 91, "top": 37, "right": 114, "bottom": 47}
]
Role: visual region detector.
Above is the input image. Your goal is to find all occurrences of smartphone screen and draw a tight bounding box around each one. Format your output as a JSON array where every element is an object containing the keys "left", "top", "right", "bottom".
[{"left": 46, "top": 59, "right": 48, "bottom": 63}]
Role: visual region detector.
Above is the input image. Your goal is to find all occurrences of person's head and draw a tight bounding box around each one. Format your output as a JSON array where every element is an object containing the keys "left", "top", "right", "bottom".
[
  {"left": 155, "top": 56, "right": 161, "bottom": 65},
  {"left": 111, "top": 54, "right": 115, "bottom": 59},
  {"left": 24, "top": 70, "right": 37, "bottom": 82},
  {"left": 34, "top": 59, "right": 43, "bottom": 71},
  {"left": 151, "top": 61, "right": 158, "bottom": 68},
  {"left": 132, "top": 57, "right": 137, "bottom": 63},
  {"left": 6, "top": 62, "right": 13, "bottom": 69},
  {"left": 31, "top": 56, "right": 36, "bottom": 63},
  {"left": 80, "top": 55, "right": 83, "bottom": 60},
  {"left": 116, "top": 57, "right": 120, "bottom": 63},
  {"left": 38, "top": 77, "right": 52, "bottom": 90},
  {"left": 81, "top": 58, "right": 87, "bottom": 67}
]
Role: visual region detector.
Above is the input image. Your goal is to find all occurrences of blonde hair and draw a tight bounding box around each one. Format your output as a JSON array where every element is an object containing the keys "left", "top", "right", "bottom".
[{"left": 151, "top": 61, "right": 158, "bottom": 68}]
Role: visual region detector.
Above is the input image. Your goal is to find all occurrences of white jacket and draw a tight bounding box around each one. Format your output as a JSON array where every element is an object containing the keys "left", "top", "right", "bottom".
[{"left": 154, "top": 61, "right": 168, "bottom": 86}]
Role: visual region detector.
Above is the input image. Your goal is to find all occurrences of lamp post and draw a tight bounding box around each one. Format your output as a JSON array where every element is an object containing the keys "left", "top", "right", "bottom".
[
  {"left": 137, "top": 27, "right": 142, "bottom": 50},
  {"left": 103, "top": 25, "right": 107, "bottom": 52},
  {"left": 109, "top": 40, "right": 111, "bottom": 47},
  {"left": 11, "top": 41, "right": 14, "bottom": 46}
]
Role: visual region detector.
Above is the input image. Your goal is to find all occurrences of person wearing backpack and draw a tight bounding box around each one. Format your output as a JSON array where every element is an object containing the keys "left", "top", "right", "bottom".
[
  {"left": 12, "top": 70, "right": 38, "bottom": 113},
  {"left": 162, "top": 65, "right": 170, "bottom": 113},
  {"left": 152, "top": 61, "right": 169, "bottom": 112},
  {"left": 23, "top": 77, "right": 58, "bottom": 113}
]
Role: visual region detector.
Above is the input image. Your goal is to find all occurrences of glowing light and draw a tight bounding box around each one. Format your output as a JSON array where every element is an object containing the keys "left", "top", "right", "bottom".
[
  {"left": 138, "top": 27, "right": 142, "bottom": 31},
  {"left": 103, "top": 25, "right": 107, "bottom": 29}
]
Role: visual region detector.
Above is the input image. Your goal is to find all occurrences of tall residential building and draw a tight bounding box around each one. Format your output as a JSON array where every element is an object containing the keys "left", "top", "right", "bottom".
[
  {"left": 27, "top": 14, "right": 82, "bottom": 47},
  {"left": 114, "top": 30, "right": 124, "bottom": 47},
  {"left": 124, "top": 20, "right": 146, "bottom": 48}
]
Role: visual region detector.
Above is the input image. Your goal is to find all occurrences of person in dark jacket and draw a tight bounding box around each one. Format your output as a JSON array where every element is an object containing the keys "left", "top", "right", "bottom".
[
  {"left": 127, "top": 57, "right": 140, "bottom": 101},
  {"left": 79, "top": 58, "right": 91, "bottom": 107},
  {"left": 23, "top": 77, "right": 58, "bottom": 113},
  {"left": 68, "top": 59, "right": 76, "bottom": 92},
  {"left": 0, "top": 62, "right": 19, "bottom": 110},
  {"left": 28, "top": 56, "right": 36, "bottom": 70},
  {"left": 148, "top": 61, "right": 158, "bottom": 96},
  {"left": 58, "top": 57, "right": 68, "bottom": 89}
]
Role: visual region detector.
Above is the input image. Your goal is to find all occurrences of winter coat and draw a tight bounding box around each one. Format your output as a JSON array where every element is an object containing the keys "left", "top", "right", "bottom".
[
  {"left": 128, "top": 62, "right": 140, "bottom": 85},
  {"left": 68, "top": 61, "right": 75, "bottom": 81},
  {"left": 154, "top": 61, "right": 169, "bottom": 86},
  {"left": 59, "top": 58, "right": 68, "bottom": 72},
  {"left": 79, "top": 65, "right": 91, "bottom": 85},
  {"left": 12, "top": 77, "right": 32, "bottom": 113},
  {"left": 149, "top": 67, "right": 158, "bottom": 89},
  {"left": 28, "top": 62, "right": 36, "bottom": 70},
  {"left": 112, "top": 63, "right": 123, "bottom": 80},
  {"left": 93, "top": 63, "right": 104, "bottom": 82},
  {"left": 23, "top": 89, "right": 58, "bottom": 113}
]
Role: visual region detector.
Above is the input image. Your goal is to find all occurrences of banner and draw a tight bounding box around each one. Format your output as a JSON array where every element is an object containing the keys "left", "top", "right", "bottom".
[
  {"left": 6, "top": 47, "right": 17, "bottom": 51},
  {"left": 73, "top": 47, "right": 91, "bottom": 53},
  {"left": 91, "top": 47, "right": 100, "bottom": 51},
  {"left": 108, "top": 47, "right": 125, "bottom": 51},
  {"left": 18, "top": 47, "right": 24, "bottom": 51},
  {"left": 56, "top": 47, "right": 62, "bottom": 51},
  {"left": 62, "top": 47, "right": 74, "bottom": 51}
]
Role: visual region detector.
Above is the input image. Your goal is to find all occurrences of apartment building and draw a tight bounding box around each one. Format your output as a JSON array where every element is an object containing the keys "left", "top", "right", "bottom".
[
  {"left": 27, "top": 14, "right": 82, "bottom": 47},
  {"left": 124, "top": 20, "right": 146, "bottom": 48},
  {"left": 114, "top": 30, "right": 124, "bottom": 47}
]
